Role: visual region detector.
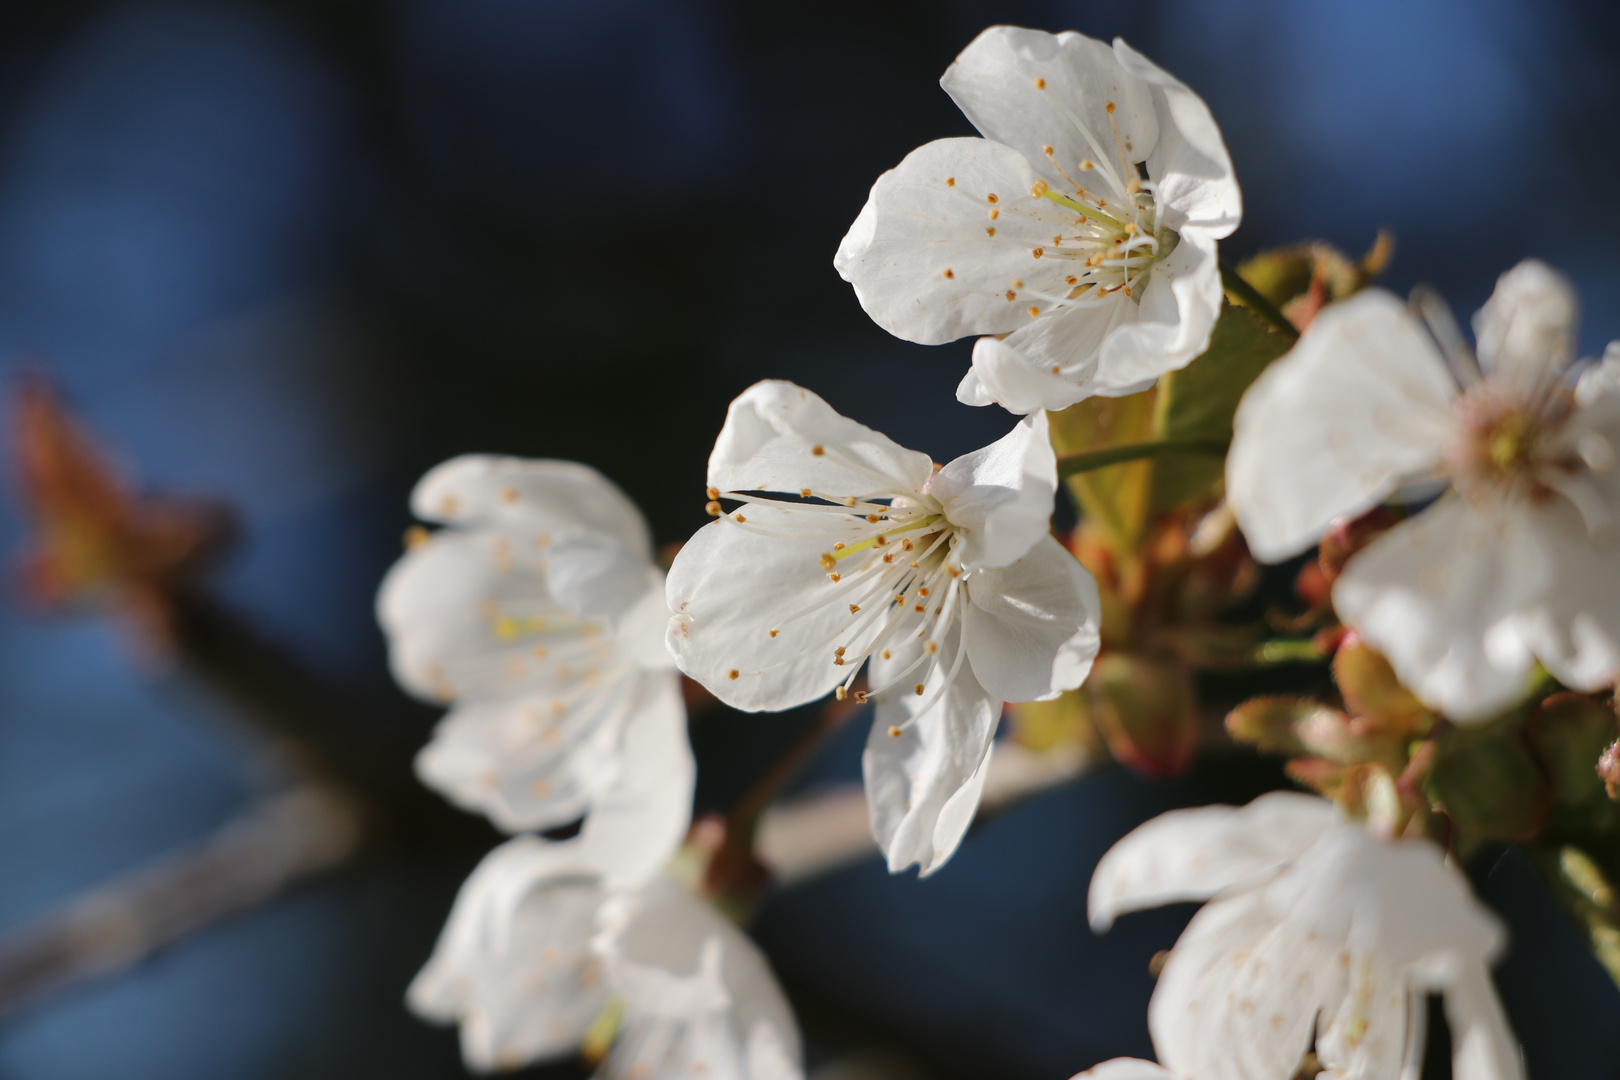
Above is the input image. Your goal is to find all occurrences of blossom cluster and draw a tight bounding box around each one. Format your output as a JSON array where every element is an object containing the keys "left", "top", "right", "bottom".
[{"left": 376, "top": 23, "right": 1620, "bottom": 1080}]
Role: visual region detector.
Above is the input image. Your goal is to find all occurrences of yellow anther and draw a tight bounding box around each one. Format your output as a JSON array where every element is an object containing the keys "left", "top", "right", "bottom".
[
  {"left": 888, "top": 725, "right": 902, "bottom": 737},
  {"left": 768, "top": 629, "right": 779, "bottom": 637},
  {"left": 849, "top": 603, "right": 861, "bottom": 614},
  {"left": 706, "top": 500, "right": 722, "bottom": 516},
  {"left": 706, "top": 486, "right": 719, "bottom": 499},
  {"left": 914, "top": 684, "right": 925, "bottom": 696},
  {"left": 820, "top": 552, "right": 837, "bottom": 570},
  {"left": 501, "top": 486, "right": 519, "bottom": 503},
  {"left": 404, "top": 525, "right": 429, "bottom": 549},
  {"left": 1034, "top": 77, "right": 1046, "bottom": 89},
  {"left": 728, "top": 669, "right": 740, "bottom": 680},
  {"left": 811, "top": 444, "right": 825, "bottom": 456},
  {"left": 835, "top": 686, "right": 847, "bottom": 700}
]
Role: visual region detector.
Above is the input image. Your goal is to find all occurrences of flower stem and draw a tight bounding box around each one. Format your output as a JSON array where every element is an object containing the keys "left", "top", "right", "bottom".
[
  {"left": 1220, "top": 262, "right": 1301, "bottom": 340},
  {"left": 1055, "top": 437, "right": 1227, "bottom": 479}
]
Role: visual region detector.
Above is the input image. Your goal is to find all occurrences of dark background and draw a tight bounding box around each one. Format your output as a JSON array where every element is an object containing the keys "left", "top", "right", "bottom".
[{"left": 1, "top": 1, "right": 1618, "bottom": 1077}]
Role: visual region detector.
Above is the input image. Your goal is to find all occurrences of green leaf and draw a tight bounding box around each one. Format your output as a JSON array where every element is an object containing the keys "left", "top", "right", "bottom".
[
  {"left": 1049, "top": 390, "right": 1157, "bottom": 552},
  {"left": 1147, "top": 302, "right": 1295, "bottom": 512}
]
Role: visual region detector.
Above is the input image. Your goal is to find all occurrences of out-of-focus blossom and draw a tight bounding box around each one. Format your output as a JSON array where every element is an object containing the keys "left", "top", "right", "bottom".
[
  {"left": 666, "top": 381, "right": 1099, "bottom": 874},
  {"left": 1067, "top": 1062, "right": 1178, "bottom": 1080},
  {"left": 835, "top": 26, "right": 1240, "bottom": 415},
  {"left": 409, "top": 836, "right": 803, "bottom": 1079},
  {"left": 595, "top": 875, "right": 803, "bottom": 1080},
  {"left": 1228, "top": 260, "right": 1620, "bottom": 719},
  {"left": 1090, "top": 793, "right": 1523, "bottom": 1080},
  {"left": 379, "top": 455, "right": 692, "bottom": 884}
]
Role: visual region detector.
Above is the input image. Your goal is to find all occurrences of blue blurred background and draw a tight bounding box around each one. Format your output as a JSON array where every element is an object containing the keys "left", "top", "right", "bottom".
[{"left": 1, "top": 1, "right": 1618, "bottom": 1077}]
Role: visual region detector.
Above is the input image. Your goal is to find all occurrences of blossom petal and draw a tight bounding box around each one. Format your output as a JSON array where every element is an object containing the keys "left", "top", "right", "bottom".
[
  {"left": 1070, "top": 1062, "right": 1176, "bottom": 1080},
  {"left": 411, "top": 455, "right": 651, "bottom": 559},
  {"left": 1446, "top": 963, "right": 1528, "bottom": 1080},
  {"left": 958, "top": 298, "right": 1130, "bottom": 414},
  {"left": 1513, "top": 473, "right": 1620, "bottom": 694},
  {"left": 1150, "top": 888, "right": 1332, "bottom": 1080},
  {"left": 408, "top": 837, "right": 607, "bottom": 1072},
  {"left": 414, "top": 684, "right": 626, "bottom": 833},
  {"left": 579, "top": 671, "right": 695, "bottom": 888},
  {"left": 597, "top": 876, "right": 803, "bottom": 1074},
  {"left": 708, "top": 380, "right": 934, "bottom": 499},
  {"left": 1113, "top": 39, "right": 1240, "bottom": 238},
  {"left": 666, "top": 507, "right": 883, "bottom": 711},
  {"left": 961, "top": 534, "right": 1100, "bottom": 703},
  {"left": 1227, "top": 289, "right": 1457, "bottom": 561},
  {"left": 863, "top": 627, "right": 1000, "bottom": 876},
  {"left": 930, "top": 411, "right": 1058, "bottom": 568},
  {"left": 1472, "top": 259, "right": 1578, "bottom": 391},
  {"left": 378, "top": 528, "right": 606, "bottom": 702},
  {"left": 1092, "top": 228, "right": 1222, "bottom": 392},
  {"left": 542, "top": 533, "right": 660, "bottom": 624},
  {"left": 833, "top": 137, "right": 1085, "bottom": 345},
  {"left": 942, "top": 27, "right": 1158, "bottom": 209},
  {"left": 1088, "top": 791, "right": 1336, "bottom": 931},
  {"left": 1334, "top": 495, "right": 1552, "bottom": 721}
]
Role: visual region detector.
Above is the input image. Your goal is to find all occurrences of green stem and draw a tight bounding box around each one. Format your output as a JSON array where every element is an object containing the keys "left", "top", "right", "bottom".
[
  {"left": 1220, "top": 262, "right": 1301, "bottom": 340},
  {"left": 1055, "top": 437, "right": 1227, "bottom": 479}
]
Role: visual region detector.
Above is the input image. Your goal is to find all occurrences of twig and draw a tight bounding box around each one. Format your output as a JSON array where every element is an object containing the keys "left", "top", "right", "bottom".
[{"left": 0, "top": 786, "right": 362, "bottom": 1014}]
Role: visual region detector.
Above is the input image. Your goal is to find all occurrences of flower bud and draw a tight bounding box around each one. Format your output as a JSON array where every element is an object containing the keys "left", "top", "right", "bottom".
[
  {"left": 1429, "top": 725, "right": 1550, "bottom": 842},
  {"left": 1090, "top": 654, "right": 1198, "bottom": 777},
  {"left": 1527, "top": 693, "right": 1619, "bottom": 806},
  {"left": 1331, "top": 636, "right": 1433, "bottom": 740}
]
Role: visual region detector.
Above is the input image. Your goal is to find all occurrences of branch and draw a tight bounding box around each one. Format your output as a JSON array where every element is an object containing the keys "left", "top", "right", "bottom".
[{"left": 0, "top": 786, "right": 361, "bottom": 1014}]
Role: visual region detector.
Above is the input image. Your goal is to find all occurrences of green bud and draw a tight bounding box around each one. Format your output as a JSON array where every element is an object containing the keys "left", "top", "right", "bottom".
[
  {"left": 1332, "top": 639, "right": 1432, "bottom": 740},
  {"left": 1429, "top": 725, "right": 1550, "bottom": 843},
  {"left": 1090, "top": 654, "right": 1198, "bottom": 778},
  {"left": 1527, "top": 693, "right": 1619, "bottom": 806}
]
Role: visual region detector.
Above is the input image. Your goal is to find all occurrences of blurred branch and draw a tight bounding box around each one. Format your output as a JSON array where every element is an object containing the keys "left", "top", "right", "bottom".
[
  {"left": 2, "top": 376, "right": 499, "bottom": 1016},
  {"left": 0, "top": 786, "right": 361, "bottom": 1014},
  {"left": 755, "top": 740, "right": 1094, "bottom": 886}
]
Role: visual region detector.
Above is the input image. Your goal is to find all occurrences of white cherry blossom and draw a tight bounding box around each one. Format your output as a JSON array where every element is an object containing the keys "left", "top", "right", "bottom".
[
  {"left": 835, "top": 25, "right": 1240, "bottom": 415},
  {"left": 665, "top": 380, "right": 1100, "bottom": 874},
  {"left": 1090, "top": 793, "right": 1523, "bottom": 1080},
  {"left": 1227, "top": 260, "right": 1620, "bottom": 719},
  {"left": 409, "top": 836, "right": 803, "bottom": 1079},
  {"left": 1067, "top": 1061, "right": 1181, "bottom": 1080},
  {"left": 379, "top": 455, "right": 693, "bottom": 884}
]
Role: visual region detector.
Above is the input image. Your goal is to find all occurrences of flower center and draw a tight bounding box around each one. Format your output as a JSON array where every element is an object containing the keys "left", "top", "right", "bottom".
[
  {"left": 1445, "top": 380, "right": 1566, "bottom": 502},
  {"left": 718, "top": 463, "right": 971, "bottom": 721}
]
